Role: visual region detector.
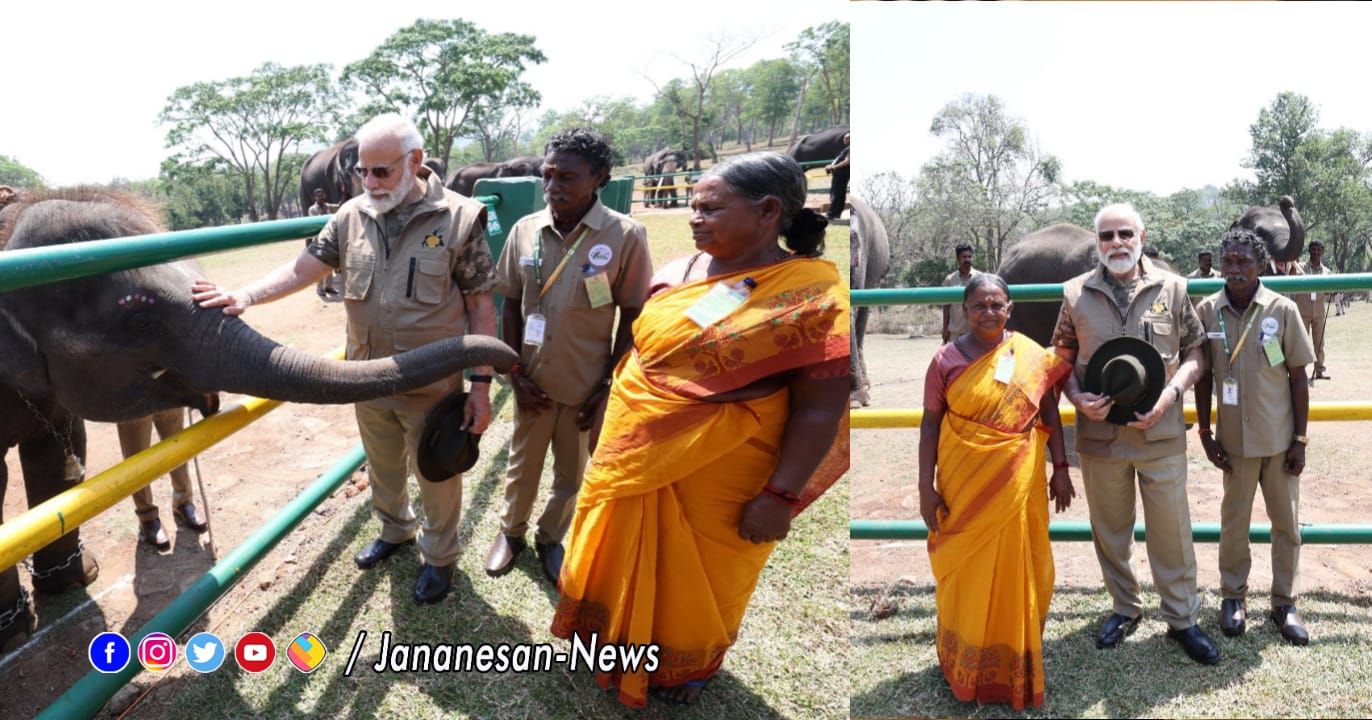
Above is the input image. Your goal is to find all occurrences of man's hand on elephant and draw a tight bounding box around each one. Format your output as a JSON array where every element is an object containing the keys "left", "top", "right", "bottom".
[
  {"left": 1072, "top": 391, "right": 1114, "bottom": 422},
  {"left": 462, "top": 391, "right": 492, "bottom": 434},
  {"left": 191, "top": 279, "right": 252, "bottom": 316}
]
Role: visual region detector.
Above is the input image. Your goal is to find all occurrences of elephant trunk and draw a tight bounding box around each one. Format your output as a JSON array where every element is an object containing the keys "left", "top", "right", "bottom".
[
  {"left": 177, "top": 310, "right": 516, "bottom": 405},
  {"left": 1275, "top": 195, "right": 1306, "bottom": 262}
]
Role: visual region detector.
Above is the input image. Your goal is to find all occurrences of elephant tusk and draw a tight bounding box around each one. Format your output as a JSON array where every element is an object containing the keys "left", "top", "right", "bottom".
[{"left": 150, "top": 367, "right": 168, "bottom": 380}]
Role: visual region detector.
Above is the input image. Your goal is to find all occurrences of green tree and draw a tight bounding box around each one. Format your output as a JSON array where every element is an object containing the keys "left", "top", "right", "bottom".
[
  {"left": 1243, "top": 92, "right": 1320, "bottom": 207},
  {"left": 160, "top": 62, "right": 339, "bottom": 221},
  {"left": 342, "top": 19, "right": 545, "bottom": 169},
  {"left": 918, "top": 94, "right": 1061, "bottom": 267},
  {"left": 157, "top": 157, "right": 252, "bottom": 230},
  {"left": 653, "top": 34, "right": 756, "bottom": 171},
  {"left": 744, "top": 59, "right": 803, "bottom": 148},
  {"left": 784, "top": 21, "right": 849, "bottom": 128},
  {"left": 0, "top": 155, "right": 45, "bottom": 189}
]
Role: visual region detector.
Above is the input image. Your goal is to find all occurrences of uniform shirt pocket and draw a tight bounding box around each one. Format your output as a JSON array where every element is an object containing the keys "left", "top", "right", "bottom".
[{"left": 343, "top": 252, "right": 375, "bottom": 300}]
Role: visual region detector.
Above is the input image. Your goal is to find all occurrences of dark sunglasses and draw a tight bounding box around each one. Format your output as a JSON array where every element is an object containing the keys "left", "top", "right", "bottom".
[
  {"left": 352, "top": 156, "right": 408, "bottom": 180},
  {"left": 1097, "top": 229, "right": 1137, "bottom": 242}
]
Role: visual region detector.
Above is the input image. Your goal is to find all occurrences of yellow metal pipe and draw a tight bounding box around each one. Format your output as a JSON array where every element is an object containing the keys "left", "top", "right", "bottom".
[
  {"left": 852, "top": 401, "right": 1372, "bottom": 429},
  {"left": 0, "top": 396, "right": 281, "bottom": 569},
  {"left": 0, "top": 348, "right": 346, "bottom": 570}
]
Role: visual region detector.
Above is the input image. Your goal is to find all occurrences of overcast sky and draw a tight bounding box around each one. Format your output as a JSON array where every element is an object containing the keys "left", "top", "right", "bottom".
[
  {"left": 3, "top": 1, "right": 843, "bottom": 187},
  {"left": 854, "top": 1, "right": 1372, "bottom": 197}
]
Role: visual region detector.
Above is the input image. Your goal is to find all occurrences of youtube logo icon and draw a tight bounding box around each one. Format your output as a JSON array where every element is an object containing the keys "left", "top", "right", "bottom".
[{"left": 234, "top": 632, "right": 276, "bottom": 673}]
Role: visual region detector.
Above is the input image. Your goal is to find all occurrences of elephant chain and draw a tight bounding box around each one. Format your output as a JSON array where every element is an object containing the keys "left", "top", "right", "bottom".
[
  {"left": 0, "top": 587, "right": 30, "bottom": 633},
  {"left": 15, "top": 391, "right": 85, "bottom": 482},
  {"left": 24, "top": 540, "right": 85, "bottom": 581}
]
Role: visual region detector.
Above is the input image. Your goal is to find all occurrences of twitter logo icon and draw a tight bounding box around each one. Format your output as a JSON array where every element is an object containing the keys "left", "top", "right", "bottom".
[{"left": 185, "top": 632, "right": 226, "bottom": 673}]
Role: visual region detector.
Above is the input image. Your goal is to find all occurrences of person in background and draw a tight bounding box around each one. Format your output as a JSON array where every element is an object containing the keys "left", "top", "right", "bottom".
[{"left": 941, "top": 244, "right": 980, "bottom": 344}]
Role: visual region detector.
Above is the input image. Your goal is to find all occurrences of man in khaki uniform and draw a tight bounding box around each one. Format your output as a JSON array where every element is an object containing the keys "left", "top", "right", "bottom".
[
  {"left": 1051, "top": 202, "right": 1219, "bottom": 665},
  {"left": 486, "top": 128, "right": 653, "bottom": 584},
  {"left": 193, "top": 113, "right": 497, "bottom": 605},
  {"left": 1303, "top": 240, "right": 1332, "bottom": 379},
  {"left": 1195, "top": 228, "right": 1313, "bottom": 645},
  {"left": 940, "top": 243, "right": 979, "bottom": 344}
]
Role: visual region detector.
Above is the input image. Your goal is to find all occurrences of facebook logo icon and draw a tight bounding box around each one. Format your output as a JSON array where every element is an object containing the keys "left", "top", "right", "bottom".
[{"left": 89, "top": 632, "right": 131, "bottom": 674}]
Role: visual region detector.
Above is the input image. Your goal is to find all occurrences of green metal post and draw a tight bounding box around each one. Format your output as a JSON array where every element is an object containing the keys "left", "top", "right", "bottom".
[
  {"left": 38, "top": 445, "right": 367, "bottom": 720},
  {"left": 849, "top": 519, "right": 1372, "bottom": 543}
]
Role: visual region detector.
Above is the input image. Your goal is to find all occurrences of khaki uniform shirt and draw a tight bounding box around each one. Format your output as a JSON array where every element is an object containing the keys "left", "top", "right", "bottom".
[
  {"left": 494, "top": 198, "right": 653, "bottom": 406},
  {"left": 1186, "top": 268, "right": 1217, "bottom": 279},
  {"left": 1051, "top": 257, "right": 1205, "bottom": 459},
  {"left": 1197, "top": 284, "right": 1314, "bottom": 458},
  {"left": 1270, "top": 261, "right": 1313, "bottom": 320},
  {"left": 1304, "top": 262, "right": 1332, "bottom": 319},
  {"left": 307, "top": 172, "right": 497, "bottom": 409},
  {"left": 942, "top": 268, "right": 981, "bottom": 336}
]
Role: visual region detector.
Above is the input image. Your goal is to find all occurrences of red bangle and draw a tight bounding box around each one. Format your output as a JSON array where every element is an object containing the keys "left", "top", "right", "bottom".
[
  {"left": 509, "top": 363, "right": 523, "bottom": 376},
  {"left": 1052, "top": 461, "right": 1070, "bottom": 470},
  {"left": 762, "top": 484, "right": 802, "bottom": 506},
  {"left": 1198, "top": 428, "right": 1213, "bottom": 437}
]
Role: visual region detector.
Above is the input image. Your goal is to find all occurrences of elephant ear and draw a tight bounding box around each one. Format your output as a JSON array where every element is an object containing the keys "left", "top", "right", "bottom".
[{"left": 0, "top": 306, "right": 51, "bottom": 401}]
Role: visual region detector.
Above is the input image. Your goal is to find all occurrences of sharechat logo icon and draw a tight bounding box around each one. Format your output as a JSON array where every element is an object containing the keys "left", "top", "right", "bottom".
[
  {"left": 185, "top": 632, "right": 226, "bottom": 673},
  {"left": 287, "top": 632, "right": 327, "bottom": 673}
]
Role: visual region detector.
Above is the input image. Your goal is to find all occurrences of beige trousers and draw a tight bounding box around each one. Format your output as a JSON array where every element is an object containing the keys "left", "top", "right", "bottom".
[
  {"left": 499, "top": 401, "right": 589, "bottom": 545},
  {"left": 119, "top": 409, "right": 194, "bottom": 522},
  {"left": 1303, "top": 303, "right": 1327, "bottom": 373},
  {"left": 1080, "top": 452, "right": 1200, "bottom": 629},
  {"left": 1220, "top": 454, "right": 1301, "bottom": 606},
  {"left": 355, "top": 402, "right": 463, "bottom": 567}
]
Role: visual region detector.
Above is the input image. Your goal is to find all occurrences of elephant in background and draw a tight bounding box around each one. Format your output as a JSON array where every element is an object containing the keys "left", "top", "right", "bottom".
[
  {"left": 849, "top": 197, "right": 889, "bottom": 408},
  {"left": 298, "top": 138, "right": 361, "bottom": 211},
  {"left": 496, "top": 156, "right": 544, "bottom": 180},
  {"left": 786, "top": 124, "right": 850, "bottom": 170},
  {"left": 447, "top": 157, "right": 544, "bottom": 197},
  {"left": 997, "top": 197, "right": 1304, "bottom": 348},
  {"left": 643, "top": 148, "right": 688, "bottom": 209},
  {"left": 0, "top": 187, "right": 517, "bottom": 655}
]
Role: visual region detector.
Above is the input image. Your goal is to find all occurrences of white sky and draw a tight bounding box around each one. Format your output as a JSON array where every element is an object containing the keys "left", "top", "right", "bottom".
[
  {"left": 3, "top": 1, "right": 844, "bottom": 187},
  {"left": 854, "top": 1, "right": 1372, "bottom": 197}
]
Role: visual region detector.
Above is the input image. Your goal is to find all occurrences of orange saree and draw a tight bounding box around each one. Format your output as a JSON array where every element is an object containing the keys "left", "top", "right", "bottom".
[
  {"left": 550, "top": 258, "right": 849, "bottom": 707},
  {"left": 929, "top": 332, "right": 1068, "bottom": 710}
]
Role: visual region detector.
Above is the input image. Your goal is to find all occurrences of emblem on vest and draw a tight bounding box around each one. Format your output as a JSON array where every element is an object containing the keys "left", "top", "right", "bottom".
[
  {"left": 424, "top": 232, "right": 444, "bottom": 248},
  {"left": 1150, "top": 298, "right": 1168, "bottom": 314}
]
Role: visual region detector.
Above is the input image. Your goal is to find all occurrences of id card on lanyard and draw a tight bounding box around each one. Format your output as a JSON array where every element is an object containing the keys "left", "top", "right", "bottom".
[{"left": 525, "top": 226, "right": 590, "bottom": 346}]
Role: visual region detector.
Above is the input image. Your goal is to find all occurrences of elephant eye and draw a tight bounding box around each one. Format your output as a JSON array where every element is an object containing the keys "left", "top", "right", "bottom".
[{"left": 125, "top": 310, "right": 158, "bottom": 336}]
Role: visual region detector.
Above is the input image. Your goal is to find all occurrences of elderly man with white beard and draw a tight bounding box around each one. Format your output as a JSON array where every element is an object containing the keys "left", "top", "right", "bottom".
[
  {"left": 192, "top": 113, "right": 498, "bottom": 606},
  {"left": 1048, "top": 202, "right": 1220, "bottom": 665}
]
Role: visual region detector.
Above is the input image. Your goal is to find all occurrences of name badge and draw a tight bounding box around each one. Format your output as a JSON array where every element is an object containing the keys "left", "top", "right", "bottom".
[
  {"left": 524, "top": 313, "right": 547, "bottom": 346},
  {"left": 685, "top": 282, "right": 748, "bottom": 328},
  {"left": 583, "top": 267, "right": 612, "bottom": 308},
  {"left": 519, "top": 256, "right": 536, "bottom": 267},
  {"left": 1262, "top": 336, "right": 1285, "bottom": 367},
  {"left": 1207, "top": 331, "right": 1226, "bottom": 340},
  {"left": 1222, "top": 377, "right": 1239, "bottom": 406},
  {"left": 993, "top": 350, "right": 1015, "bottom": 384}
]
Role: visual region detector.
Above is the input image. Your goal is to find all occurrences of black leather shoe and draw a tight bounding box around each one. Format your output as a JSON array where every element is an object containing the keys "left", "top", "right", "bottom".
[
  {"left": 355, "top": 538, "right": 414, "bottom": 569},
  {"left": 536, "top": 542, "right": 565, "bottom": 585},
  {"left": 1096, "top": 612, "right": 1142, "bottom": 649},
  {"left": 173, "top": 502, "right": 209, "bottom": 532},
  {"left": 1270, "top": 605, "right": 1310, "bottom": 645},
  {"left": 1166, "top": 625, "right": 1221, "bottom": 665},
  {"left": 484, "top": 534, "right": 527, "bottom": 577},
  {"left": 1220, "top": 598, "right": 1247, "bottom": 637},
  {"left": 413, "top": 563, "right": 454, "bottom": 605},
  {"left": 140, "top": 518, "right": 171, "bottom": 551}
]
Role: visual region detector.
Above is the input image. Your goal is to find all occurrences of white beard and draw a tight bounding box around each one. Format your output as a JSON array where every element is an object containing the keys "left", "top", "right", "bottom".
[
  {"left": 364, "top": 165, "right": 414, "bottom": 215},
  {"left": 1099, "top": 243, "right": 1142, "bottom": 275}
]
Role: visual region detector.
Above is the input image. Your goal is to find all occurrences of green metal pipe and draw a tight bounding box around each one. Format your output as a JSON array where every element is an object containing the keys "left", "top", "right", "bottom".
[
  {"left": 0, "top": 216, "right": 328, "bottom": 293},
  {"left": 850, "top": 519, "right": 1372, "bottom": 543},
  {"left": 852, "top": 273, "right": 1372, "bottom": 307},
  {"left": 38, "top": 444, "right": 367, "bottom": 720}
]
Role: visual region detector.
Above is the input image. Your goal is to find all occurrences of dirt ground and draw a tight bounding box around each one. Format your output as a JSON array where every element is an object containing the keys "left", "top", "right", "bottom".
[
  {"left": 851, "top": 300, "right": 1372, "bottom": 598},
  {"left": 1, "top": 241, "right": 358, "bottom": 717}
]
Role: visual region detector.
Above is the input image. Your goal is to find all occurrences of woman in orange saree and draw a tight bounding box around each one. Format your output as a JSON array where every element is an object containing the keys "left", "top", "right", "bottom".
[
  {"left": 551, "top": 152, "right": 849, "bottom": 707},
  {"left": 918, "top": 274, "right": 1074, "bottom": 710}
]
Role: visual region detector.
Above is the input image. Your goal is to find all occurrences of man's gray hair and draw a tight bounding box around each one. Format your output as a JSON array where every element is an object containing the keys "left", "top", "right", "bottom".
[
  {"left": 1093, "top": 202, "right": 1145, "bottom": 233},
  {"left": 355, "top": 113, "right": 425, "bottom": 155}
]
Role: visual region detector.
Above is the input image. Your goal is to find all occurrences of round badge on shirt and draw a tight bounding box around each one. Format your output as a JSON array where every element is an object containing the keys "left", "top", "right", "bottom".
[
  {"left": 588, "top": 244, "right": 613, "bottom": 266},
  {"left": 1261, "top": 317, "right": 1279, "bottom": 336}
]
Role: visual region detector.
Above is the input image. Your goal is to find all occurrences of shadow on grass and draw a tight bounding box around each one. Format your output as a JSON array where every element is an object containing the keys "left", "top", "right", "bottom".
[{"left": 850, "top": 581, "right": 1372, "bottom": 719}]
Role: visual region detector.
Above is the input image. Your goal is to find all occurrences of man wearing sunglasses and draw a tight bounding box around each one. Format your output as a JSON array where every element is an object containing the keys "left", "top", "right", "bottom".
[
  {"left": 1050, "top": 203, "right": 1219, "bottom": 665},
  {"left": 193, "top": 113, "right": 498, "bottom": 606}
]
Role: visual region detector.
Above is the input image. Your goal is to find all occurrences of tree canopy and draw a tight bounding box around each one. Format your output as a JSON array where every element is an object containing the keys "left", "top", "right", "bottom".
[{"left": 0, "top": 155, "right": 45, "bottom": 189}]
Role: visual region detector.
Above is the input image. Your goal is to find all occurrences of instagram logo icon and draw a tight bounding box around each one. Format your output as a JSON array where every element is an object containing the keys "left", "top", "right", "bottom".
[{"left": 138, "top": 632, "right": 179, "bottom": 672}]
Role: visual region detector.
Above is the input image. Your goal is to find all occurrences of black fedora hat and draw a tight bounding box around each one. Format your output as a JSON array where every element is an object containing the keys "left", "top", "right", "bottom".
[
  {"left": 416, "top": 390, "right": 482, "bottom": 482},
  {"left": 1083, "top": 336, "right": 1166, "bottom": 426}
]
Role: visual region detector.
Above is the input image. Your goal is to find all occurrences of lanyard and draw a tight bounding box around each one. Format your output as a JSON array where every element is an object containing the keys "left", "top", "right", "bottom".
[
  {"left": 1216, "top": 303, "right": 1260, "bottom": 369},
  {"left": 534, "top": 225, "right": 590, "bottom": 299}
]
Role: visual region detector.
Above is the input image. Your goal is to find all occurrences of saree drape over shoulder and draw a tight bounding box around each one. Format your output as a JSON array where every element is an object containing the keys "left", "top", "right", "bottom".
[
  {"left": 930, "top": 331, "right": 1068, "bottom": 710},
  {"left": 550, "top": 258, "right": 849, "bottom": 708}
]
